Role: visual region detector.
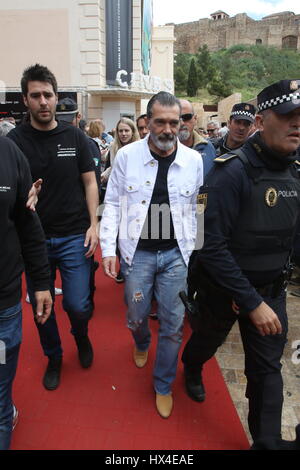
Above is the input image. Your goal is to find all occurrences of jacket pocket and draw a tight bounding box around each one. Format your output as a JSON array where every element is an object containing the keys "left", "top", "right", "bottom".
[
  {"left": 180, "top": 184, "right": 196, "bottom": 197},
  {"left": 125, "top": 181, "right": 140, "bottom": 193}
]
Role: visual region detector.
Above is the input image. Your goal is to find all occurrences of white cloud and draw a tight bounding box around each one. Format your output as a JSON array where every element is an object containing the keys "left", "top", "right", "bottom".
[{"left": 153, "top": 0, "right": 300, "bottom": 26}]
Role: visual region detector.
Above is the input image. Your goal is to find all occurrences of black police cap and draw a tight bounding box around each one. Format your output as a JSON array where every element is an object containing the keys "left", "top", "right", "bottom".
[
  {"left": 56, "top": 97, "right": 78, "bottom": 122},
  {"left": 257, "top": 79, "right": 300, "bottom": 114},
  {"left": 230, "top": 103, "right": 256, "bottom": 123}
]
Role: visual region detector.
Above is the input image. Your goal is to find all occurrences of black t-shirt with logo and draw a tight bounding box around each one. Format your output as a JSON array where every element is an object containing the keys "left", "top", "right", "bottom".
[{"left": 8, "top": 122, "right": 95, "bottom": 237}]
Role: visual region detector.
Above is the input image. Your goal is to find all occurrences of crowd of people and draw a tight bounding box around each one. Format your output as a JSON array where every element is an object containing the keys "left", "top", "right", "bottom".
[{"left": 1, "top": 63, "right": 300, "bottom": 451}]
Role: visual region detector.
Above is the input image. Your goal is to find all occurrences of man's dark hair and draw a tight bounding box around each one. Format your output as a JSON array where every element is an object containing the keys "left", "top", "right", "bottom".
[
  {"left": 136, "top": 114, "right": 147, "bottom": 126},
  {"left": 21, "top": 63, "right": 58, "bottom": 96},
  {"left": 147, "top": 91, "right": 181, "bottom": 119},
  {"left": 79, "top": 119, "right": 87, "bottom": 131}
]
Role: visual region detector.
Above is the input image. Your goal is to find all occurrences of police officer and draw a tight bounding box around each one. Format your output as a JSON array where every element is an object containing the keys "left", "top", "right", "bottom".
[
  {"left": 213, "top": 103, "right": 256, "bottom": 156},
  {"left": 182, "top": 80, "right": 300, "bottom": 449}
]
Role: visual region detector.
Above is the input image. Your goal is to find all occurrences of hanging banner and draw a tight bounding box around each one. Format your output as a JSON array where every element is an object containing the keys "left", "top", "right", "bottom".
[
  {"left": 106, "top": 0, "right": 133, "bottom": 87},
  {"left": 141, "top": 0, "right": 153, "bottom": 76}
]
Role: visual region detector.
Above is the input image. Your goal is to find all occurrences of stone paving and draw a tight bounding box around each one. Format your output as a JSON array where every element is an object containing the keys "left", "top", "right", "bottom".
[{"left": 216, "top": 286, "right": 300, "bottom": 444}]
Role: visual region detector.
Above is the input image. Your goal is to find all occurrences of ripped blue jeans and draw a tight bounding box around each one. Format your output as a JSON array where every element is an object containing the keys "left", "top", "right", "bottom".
[{"left": 121, "top": 247, "right": 187, "bottom": 395}]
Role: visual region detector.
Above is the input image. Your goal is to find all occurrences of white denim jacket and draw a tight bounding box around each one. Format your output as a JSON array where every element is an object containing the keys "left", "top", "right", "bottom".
[{"left": 100, "top": 135, "right": 203, "bottom": 266}]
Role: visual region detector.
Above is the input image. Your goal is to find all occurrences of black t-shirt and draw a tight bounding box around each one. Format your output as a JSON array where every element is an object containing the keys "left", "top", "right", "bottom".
[
  {"left": 0, "top": 137, "right": 49, "bottom": 310},
  {"left": 8, "top": 122, "right": 95, "bottom": 237},
  {"left": 87, "top": 137, "right": 101, "bottom": 193},
  {"left": 137, "top": 149, "right": 178, "bottom": 251}
]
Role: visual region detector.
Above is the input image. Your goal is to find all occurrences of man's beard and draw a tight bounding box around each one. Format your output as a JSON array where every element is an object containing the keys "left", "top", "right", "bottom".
[
  {"left": 31, "top": 109, "right": 55, "bottom": 125},
  {"left": 150, "top": 132, "right": 177, "bottom": 151},
  {"left": 178, "top": 128, "right": 190, "bottom": 142}
]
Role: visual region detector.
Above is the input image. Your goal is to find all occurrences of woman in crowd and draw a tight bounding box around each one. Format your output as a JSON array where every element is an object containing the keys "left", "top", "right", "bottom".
[
  {"left": 88, "top": 121, "right": 109, "bottom": 173},
  {"left": 101, "top": 117, "right": 139, "bottom": 185},
  {"left": 101, "top": 117, "right": 140, "bottom": 283}
]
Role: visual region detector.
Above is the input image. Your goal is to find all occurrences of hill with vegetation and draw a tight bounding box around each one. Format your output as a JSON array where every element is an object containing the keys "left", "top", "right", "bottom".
[{"left": 175, "top": 44, "right": 300, "bottom": 103}]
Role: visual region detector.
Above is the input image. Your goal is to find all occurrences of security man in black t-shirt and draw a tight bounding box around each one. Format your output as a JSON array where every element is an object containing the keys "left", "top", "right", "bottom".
[
  {"left": 8, "top": 64, "right": 99, "bottom": 392},
  {"left": 182, "top": 79, "right": 300, "bottom": 449}
]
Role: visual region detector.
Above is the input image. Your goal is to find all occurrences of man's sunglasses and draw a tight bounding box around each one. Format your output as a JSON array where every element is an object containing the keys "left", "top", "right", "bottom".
[{"left": 180, "top": 113, "right": 194, "bottom": 122}]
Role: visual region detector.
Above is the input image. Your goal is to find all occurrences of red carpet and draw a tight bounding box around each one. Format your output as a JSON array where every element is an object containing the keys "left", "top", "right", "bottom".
[{"left": 11, "top": 258, "right": 249, "bottom": 450}]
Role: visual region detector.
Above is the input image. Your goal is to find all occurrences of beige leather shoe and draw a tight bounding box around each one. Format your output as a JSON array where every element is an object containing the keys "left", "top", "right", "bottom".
[
  {"left": 156, "top": 393, "right": 173, "bottom": 419},
  {"left": 133, "top": 347, "right": 148, "bottom": 368}
]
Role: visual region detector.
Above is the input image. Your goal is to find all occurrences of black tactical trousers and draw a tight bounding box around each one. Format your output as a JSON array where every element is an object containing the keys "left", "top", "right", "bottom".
[{"left": 182, "top": 289, "right": 288, "bottom": 442}]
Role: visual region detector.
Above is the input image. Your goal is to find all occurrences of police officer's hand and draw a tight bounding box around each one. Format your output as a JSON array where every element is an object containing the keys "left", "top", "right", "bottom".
[
  {"left": 232, "top": 300, "right": 240, "bottom": 314},
  {"left": 102, "top": 256, "right": 117, "bottom": 279},
  {"left": 249, "top": 301, "right": 282, "bottom": 336}
]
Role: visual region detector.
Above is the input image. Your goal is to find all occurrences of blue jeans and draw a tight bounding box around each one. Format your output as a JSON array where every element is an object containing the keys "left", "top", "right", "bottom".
[
  {"left": 121, "top": 247, "right": 187, "bottom": 395},
  {"left": 0, "top": 302, "right": 22, "bottom": 450},
  {"left": 27, "top": 234, "right": 92, "bottom": 358}
]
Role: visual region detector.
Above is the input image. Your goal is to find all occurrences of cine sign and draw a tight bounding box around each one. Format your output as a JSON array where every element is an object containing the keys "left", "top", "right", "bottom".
[{"left": 116, "top": 70, "right": 173, "bottom": 93}]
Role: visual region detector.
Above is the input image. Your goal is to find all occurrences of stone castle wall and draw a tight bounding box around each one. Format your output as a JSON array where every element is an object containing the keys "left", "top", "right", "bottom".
[{"left": 173, "top": 12, "right": 300, "bottom": 53}]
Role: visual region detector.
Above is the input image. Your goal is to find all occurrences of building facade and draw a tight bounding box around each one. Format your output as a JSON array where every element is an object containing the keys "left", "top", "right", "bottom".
[
  {"left": 0, "top": 0, "right": 174, "bottom": 130},
  {"left": 173, "top": 11, "right": 300, "bottom": 54}
]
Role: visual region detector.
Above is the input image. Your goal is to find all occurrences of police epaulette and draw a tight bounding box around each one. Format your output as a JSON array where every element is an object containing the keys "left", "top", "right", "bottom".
[{"left": 214, "top": 153, "right": 238, "bottom": 163}]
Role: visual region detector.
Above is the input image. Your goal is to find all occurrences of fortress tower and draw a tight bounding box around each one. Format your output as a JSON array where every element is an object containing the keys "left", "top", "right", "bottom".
[{"left": 172, "top": 11, "right": 300, "bottom": 53}]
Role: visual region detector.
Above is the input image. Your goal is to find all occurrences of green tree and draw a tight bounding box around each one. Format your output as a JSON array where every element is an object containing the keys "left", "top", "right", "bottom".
[
  {"left": 186, "top": 58, "right": 198, "bottom": 97},
  {"left": 174, "top": 52, "right": 192, "bottom": 94},
  {"left": 174, "top": 66, "right": 187, "bottom": 93},
  {"left": 196, "top": 45, "right": 216, "bottom": 87},
  {"left": 207, "top": 77, "right": 232, "bottom": 99},
  {"left": 174, "top": 44, "right": 300, "bottom": 101}
]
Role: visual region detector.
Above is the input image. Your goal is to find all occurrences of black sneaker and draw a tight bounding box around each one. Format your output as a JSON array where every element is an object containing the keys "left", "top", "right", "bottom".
[
  {"left": 75, "top": 335, "right": 94, "bottom": 368},
  {"left": 251, "top": 426, "right": 300, "bottom": 450},
  {"left": 279, "top": 424, "right": 300, "bottom": 450},
  {"left": 115, "top": 271, "right": 124, "bottom": 283},
  {"left": 184, "top": 366, "right": 206, "bottom": 402},
  {"left": 43, "top": 356, "right": 62, "bottom": 391}
]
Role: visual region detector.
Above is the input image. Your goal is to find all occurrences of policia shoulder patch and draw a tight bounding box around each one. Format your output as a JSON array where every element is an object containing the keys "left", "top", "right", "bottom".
[
  {"left": 197, "top": 193, "right": 208, "bottom": 214},
  {"left": 214, "top": 153, "right": 238, "bottom": 163}
]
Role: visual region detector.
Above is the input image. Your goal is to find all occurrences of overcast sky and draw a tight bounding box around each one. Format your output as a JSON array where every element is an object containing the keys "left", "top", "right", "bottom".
[{"left": 152, "top": 0, "right": 300, "bottom": 26}]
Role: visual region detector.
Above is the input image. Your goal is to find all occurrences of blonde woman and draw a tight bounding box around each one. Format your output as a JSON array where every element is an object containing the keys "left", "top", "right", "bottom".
[
  {"left": 101, "top": 118, "right": 139, "bottom": 282},
  {"left": 88, "top": 120, "right": 109, "bottom": 174},
  {"left": 101, "top": 117, "right": 139, "bottom": 184}
]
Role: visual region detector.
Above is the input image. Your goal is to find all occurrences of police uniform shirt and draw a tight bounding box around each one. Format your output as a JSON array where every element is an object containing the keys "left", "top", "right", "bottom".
[{"left": 193, "top": 132, "right": 300, "bottom": 314}]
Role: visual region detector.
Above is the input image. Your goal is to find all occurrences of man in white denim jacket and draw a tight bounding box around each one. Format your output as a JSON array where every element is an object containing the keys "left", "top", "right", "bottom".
[{"left": 100, "top": 92, "right": 203, "bottom": 418}]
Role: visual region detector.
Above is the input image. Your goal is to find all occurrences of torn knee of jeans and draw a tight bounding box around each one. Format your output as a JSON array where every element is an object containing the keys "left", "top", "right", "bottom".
[
  {"left": 127, "top": 318, "right": 144, "bottom": 331},
  {"left": 132, "top": 291, "right": 144, "bottom": 303}
]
